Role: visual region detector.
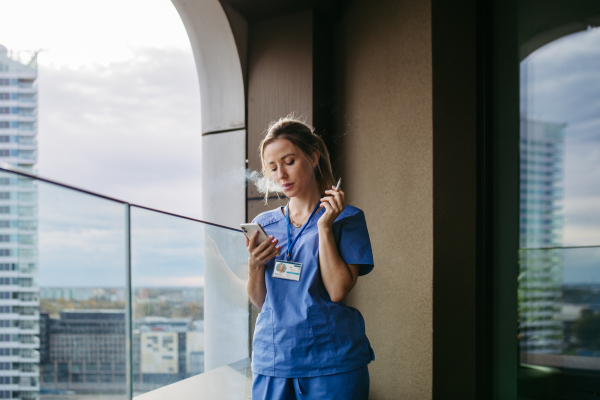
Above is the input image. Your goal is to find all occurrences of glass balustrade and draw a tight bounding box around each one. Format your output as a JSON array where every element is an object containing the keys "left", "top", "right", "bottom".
[{"left": 0, "top": 167, "right": 250, "bottom": 400}]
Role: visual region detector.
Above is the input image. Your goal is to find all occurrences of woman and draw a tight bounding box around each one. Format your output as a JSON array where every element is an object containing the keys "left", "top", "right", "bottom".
[{"left": 246, "top": 116, "right": 375, "bottom": 400}]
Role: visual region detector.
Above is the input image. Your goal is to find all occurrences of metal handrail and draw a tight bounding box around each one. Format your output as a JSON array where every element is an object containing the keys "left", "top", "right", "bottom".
[{"left": 0, "top": 165, "right": 241, "bottom": 232}]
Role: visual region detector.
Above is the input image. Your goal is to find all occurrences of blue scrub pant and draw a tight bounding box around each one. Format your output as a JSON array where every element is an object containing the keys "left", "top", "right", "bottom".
[{"left": 252, "top": 366, "right": 370, "bottom": 400}]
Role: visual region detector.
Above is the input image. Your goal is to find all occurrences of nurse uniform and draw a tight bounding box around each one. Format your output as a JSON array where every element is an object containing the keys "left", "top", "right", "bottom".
[{"left": 251, "top": 204, "right": 375, "bottom": 400}]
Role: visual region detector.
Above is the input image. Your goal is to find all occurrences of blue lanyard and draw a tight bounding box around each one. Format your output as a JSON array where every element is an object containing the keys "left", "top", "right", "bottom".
[{"left": 286, "top": 202, "right": 321, "bottom": 261}]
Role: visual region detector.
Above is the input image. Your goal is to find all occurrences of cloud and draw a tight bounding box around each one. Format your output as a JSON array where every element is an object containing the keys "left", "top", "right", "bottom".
[
  {"left": 37, "top": 183, "right": 127, "bottom": 287},
  {"left": 522, "top": 27, "right": 600, "bottom": 248},
  {"left": 35, "top": 186, "right": 247, "bottom": 287},
  {"left": 36, "top": 46, "right": 203, "bottom": 218}
]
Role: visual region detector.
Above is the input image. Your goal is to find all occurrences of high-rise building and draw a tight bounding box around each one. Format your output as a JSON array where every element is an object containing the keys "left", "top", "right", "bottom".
[
  {"left": 39, "top": 310, "right": 127, "bottom": 393},
  {"left": 519, "top": 117, "right": 566, "bottom": 355},
  {"left": 0, "top": 44, "right": 40, "bottom": 400},
  {"left": 133, "top": 317, "right": 204, "bottom": 394}
]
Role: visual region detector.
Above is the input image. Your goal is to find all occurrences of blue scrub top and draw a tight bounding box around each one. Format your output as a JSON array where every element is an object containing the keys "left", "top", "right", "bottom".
[{"left": 251, "top": 204, "right": 375, "bottom": 378}]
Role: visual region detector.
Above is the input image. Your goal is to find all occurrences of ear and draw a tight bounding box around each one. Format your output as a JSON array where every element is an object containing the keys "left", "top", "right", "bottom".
[{"left": 312, "top": 151, "right": 320, "bottom": 168}]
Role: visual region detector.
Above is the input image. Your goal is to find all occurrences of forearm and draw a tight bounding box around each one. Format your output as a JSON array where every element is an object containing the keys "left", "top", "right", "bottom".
[
  {"left": 247, "top": 264, "right": 267, "bottom": 309},
  {"left": 318, "top": 227, "right": 356, "bottom": 302}
]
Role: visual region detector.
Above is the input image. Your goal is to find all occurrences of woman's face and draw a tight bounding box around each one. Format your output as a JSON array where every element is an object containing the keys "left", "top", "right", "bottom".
[{"left": 264, "top": 138, "right": 318, "bottom": 198}]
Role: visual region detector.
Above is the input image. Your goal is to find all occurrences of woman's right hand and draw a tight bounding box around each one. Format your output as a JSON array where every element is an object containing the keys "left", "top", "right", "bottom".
[{"left": 246, "top": 231, "right": 281, "bottom": 270}]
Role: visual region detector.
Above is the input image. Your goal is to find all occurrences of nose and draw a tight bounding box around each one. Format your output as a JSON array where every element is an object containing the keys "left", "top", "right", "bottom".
[{"left": 276, "top": 166, "right": 287, "bottom": 181}]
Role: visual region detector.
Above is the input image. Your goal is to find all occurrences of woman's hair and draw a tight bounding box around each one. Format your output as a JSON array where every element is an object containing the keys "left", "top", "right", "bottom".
[{"left": 259, "top": 115, "right": 335, "bottom": 203}]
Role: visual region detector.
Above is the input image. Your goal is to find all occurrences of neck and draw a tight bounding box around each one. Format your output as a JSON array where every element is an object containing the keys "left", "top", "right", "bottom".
[{"left": 289, "top": 184, "right": 321, "bottom": 217}]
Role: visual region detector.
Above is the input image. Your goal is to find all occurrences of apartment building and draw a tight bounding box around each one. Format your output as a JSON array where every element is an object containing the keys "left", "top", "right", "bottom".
[{"left": 0, "top": 44, "right": 39, "bottom": 400}]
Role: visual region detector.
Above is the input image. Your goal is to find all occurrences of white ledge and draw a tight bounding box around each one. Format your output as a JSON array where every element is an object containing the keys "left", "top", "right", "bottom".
[{"left": 134, "top": 358, "right": 251, "bottom": 400}]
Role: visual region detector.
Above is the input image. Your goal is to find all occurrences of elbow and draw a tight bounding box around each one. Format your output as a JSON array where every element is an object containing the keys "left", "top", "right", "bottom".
[
  {"left": 251, "top": 299, "right": 264, "bottom": 310},
  {"left": 330, "top": 295, "right": 344, "bottom": 303},
  {"left": 329, "top": 288, "right": 349, "bottom": 303}
]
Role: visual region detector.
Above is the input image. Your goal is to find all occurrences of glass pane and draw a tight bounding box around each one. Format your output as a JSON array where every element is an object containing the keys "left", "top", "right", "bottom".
[
  {"left": 0, "top": 169, "right": 128, "bottom": 400},
  {"left": 520, "top": 27, "right": 600, "bottom": 248},
  {"left": 519, "top": 20, "right": 600, "bottom": 398},
  {"left": 130, "top": 207, "right": 249, "bottom": 396},
  {"left": 519, "top": 247, "right": 600, "bottom": 397}
]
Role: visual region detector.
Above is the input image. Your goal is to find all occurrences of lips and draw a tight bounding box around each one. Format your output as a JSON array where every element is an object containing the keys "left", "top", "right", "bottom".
[{"left": 281, "top": 183, "right": 294, "bottom": 191}]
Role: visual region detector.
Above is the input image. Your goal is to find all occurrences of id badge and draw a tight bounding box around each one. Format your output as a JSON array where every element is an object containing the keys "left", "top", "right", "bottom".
[{"left": 273, "top": 260, "right": 302, "bottom": 281}]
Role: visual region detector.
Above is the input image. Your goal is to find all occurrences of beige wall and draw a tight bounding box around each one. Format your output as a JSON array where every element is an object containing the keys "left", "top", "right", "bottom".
[
  {"left": 246, "top": 11, "right": 314, "bottom": 221},
  {"left": 235, "top": 1, "right": 435, "bottom": 397},
  {"left": 333, "top": 1, "right": 433, "bottom": 398}
]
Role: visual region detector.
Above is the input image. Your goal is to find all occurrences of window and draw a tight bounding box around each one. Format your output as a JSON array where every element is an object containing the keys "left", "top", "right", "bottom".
[
  {"left": 0, "top": 151, "right": 8, "bottom": 157},
  {"left": 0, "top": 307, "right": 9, "bottom": 313},
  {"left": 0, "top": 250, "right": 10, "bottom": 257},
  {"left": 0, "top": 123, "right": 8, "bottom": 129},
  {"left": 18, "top": 221, "right": 36, "bottom": 230},
  {"left": 18, "top": 192, "right": 35, "bottom": 202},
  {"left": 18, "top": 122, "right": 34, "bottom": 131},
  {"left": 0, "top": 293, "right": 8, "bottom": 300},
  {"left": 0, "top": 280, "right": 8, "bottom": 286},
  {"left": 0, "top": 94, "right": 8, "bottom": 100},
  {"left": 0, "top": 350, "right": 9, "bottom": 356},
  {"left": 18, "top": 236, "right": 35, "bottom": 245},
  {"left": 17, "top": 206, "right": 34, "bottom": 216},
  {"left": 18, "top": 150, "right": 36, "bottom": 159},
  {"left": 0, "top": 80, "right": 8, "bottom": 86},
  {"left": 494, "top": 2, "right": 600, "bottom": 398},
  {"left": 0, "top": 236, "right": 8, "bottom": 243},
  {"left": 0, "top": 336, "right": 9, "bottom": 342},
  {"left": 0, "top": 110, "right": 7, "bottom": 115}
]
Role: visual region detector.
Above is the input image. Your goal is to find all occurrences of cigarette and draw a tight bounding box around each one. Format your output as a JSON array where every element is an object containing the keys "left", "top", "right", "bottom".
[{"left": 335, "top": 178, "right": 342, "bottom": 191}]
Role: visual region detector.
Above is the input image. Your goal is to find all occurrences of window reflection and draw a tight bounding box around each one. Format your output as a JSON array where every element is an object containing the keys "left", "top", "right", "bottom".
[{"left": 519, "top": 26, "right": 600, "bottom": 397}]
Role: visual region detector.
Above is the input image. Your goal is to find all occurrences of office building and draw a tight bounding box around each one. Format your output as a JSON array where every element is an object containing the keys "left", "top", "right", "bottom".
[
  {"left": 133, "top": 317, "right": 204, "bottom": 394},
  {"left": 39, "top": 310, "right": 126, "bottom": 393},
  {"left": 0, "top": 44, "right": 39, "bottom": 400},
  {"left": 519, "top": 118, "right": 566, "bottom": 355}
]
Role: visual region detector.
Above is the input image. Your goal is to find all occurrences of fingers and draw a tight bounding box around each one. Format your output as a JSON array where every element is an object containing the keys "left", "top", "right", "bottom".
[
  {"left": 320, "top": 199, "right": 333, "bottom": 214},
  {"left": 261, "top": 245, "right": 281, "bottom": 262},
  {"left": 256, "top": 235, "right": 277, "bottom": 253},
  {"left": 248, "top": 231, "right": 258, "bottom": 248},
  {"left": 252, "top": 236, "right": 279, "bottom": 263},
  {"left": 323, "top": 187, "right": 346, "bottom": 212},
  {"left": 320, "top": 194, "right": 342, "bottom": 213}
]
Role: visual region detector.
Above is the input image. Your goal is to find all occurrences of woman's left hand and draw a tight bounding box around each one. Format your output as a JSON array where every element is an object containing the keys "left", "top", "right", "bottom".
[{"left": 318, "top": 185, "right": 345, "bottom": 229}]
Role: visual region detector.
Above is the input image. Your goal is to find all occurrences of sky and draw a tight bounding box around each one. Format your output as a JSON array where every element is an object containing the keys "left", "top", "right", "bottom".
[
  {"left": 521, "top": 27, "right": 600, "bottom": 283},
  {"left": 0, "top": 0, "right": 222, "bottom": 288},
  {"left": 35, "top": 181, "right": 247, "bottom": 288},
  {"left": 0, "top": 0, "right": 203, "bottom": 218}
]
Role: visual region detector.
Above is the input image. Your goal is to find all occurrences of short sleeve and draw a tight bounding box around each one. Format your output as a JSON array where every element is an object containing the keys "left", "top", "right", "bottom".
[{"left": 335, "top": 210, "right": 374, "bottom": 276}]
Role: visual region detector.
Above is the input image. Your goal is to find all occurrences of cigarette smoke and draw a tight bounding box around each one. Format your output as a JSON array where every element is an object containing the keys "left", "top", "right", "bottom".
[{"left": 245, "top": 169, "right": 283, "bottom": 194}]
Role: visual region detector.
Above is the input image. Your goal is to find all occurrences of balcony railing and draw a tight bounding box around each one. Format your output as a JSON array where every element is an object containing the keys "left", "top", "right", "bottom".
[{"left": 0, "top": 166, "right": 250, "bottom": 399}]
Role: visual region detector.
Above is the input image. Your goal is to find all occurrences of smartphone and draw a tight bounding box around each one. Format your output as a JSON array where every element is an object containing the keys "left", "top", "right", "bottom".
[{"left": 240, "top": 223, "right": 269, "bottom": 245}]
